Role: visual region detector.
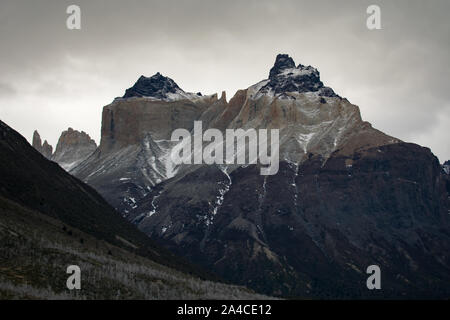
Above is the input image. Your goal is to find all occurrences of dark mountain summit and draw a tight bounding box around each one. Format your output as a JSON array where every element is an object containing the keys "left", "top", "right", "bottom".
[
  {"left": 260, "top": 54, "right": 338, "bottom": 97},
  {"left": 268, "top": 53, "right": 296, "bottom": 78},
  {"left": 123, "top": 73, "right": 183, "bottom": 99}
]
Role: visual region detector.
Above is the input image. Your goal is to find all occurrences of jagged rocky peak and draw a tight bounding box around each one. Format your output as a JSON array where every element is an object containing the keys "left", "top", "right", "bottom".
[
  {"left": 32, "top": 130, "right": 53, "bottom": 159},
  {"left": 41, "top": 140, "right": 53, "bottom": 159},
  {"left": 122, "top": 72, "right": 196, "bottom": 101},
  {"left": 257, "top": 53, "right": 338, "bottom": 98},
  {"left": 32, "top": 130, "right": 42, "bottom": 149},
  {"left": 54, "top": 127, "right": 96, "bottom": 147},
  {"left": 52, "top": 128, "right": 97, "bottom": 172},
  {"left": 268, "top": 53, "right": 297, "bottom": 78}
]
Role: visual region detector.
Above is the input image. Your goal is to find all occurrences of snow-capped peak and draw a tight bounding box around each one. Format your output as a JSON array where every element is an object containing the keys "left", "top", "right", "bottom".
[
  {"left": 250, "top": 54, "right": 338, "bottom": 99},
  {"left": 122, "top": 72, "right": 203, "bottom": 102}
]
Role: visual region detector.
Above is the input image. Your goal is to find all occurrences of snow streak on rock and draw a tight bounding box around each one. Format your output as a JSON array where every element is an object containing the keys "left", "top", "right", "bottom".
[{"left": 205, "top": 166, "right": 232, "bottom": 226}]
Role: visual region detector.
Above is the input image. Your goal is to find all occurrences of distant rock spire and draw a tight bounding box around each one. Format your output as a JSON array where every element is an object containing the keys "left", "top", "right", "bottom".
[
  {"left": 220, "top": 91, "right": 227, "bottom": 102},
  {"left": 41, "top": 140, "right": 53, "bottom": 159},
  {"left": 32, "top": 130, "right": 53, "bottom": 159},
  {"left": 32, "top": 130, "right": 42, "bottom": 150}
]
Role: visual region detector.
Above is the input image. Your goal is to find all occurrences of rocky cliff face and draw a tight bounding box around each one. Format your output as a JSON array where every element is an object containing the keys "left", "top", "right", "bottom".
[
  {"left": 72, "top": 75, "right": 220, "bottom": 214},
  {"left": 72, "top": 54, "right": 450, "bottom": 298},
  {"left": 132, "top": 143, "right": 450, "bottom": 298},
  {"left": 32, "top": 130, "right": 53, "bottom": 159},
  {"left": 51, "top": 128, "right": 97, "bottom": 171}
]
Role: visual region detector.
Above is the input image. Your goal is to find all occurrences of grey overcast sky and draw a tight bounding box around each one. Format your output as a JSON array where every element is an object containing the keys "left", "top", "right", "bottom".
[{"left": 0, "top": 0, "right": 449, "bottom": 162}]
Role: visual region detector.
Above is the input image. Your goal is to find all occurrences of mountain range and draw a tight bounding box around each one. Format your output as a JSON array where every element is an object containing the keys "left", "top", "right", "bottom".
[{"left": 29, "top": 54, "right": 450, "bottom": 298}]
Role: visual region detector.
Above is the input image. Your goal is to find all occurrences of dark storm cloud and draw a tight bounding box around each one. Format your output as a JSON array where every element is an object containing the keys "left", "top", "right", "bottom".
[{"left": 0, "top": 0, "right": 449, "bottom": 161}]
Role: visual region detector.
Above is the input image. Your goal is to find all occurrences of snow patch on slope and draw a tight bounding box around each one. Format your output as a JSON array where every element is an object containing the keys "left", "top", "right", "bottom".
[{"left": 205, "top": 166, "right": 232, "bottom": 226}]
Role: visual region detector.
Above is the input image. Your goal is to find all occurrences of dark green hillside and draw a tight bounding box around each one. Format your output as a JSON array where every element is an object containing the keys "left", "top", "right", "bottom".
[
  {"left": 0, "top": 194, "right": 266, "bottom": 299},
  {"left": 0, "top": 120, "right": 215, "bottom": 281}
]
